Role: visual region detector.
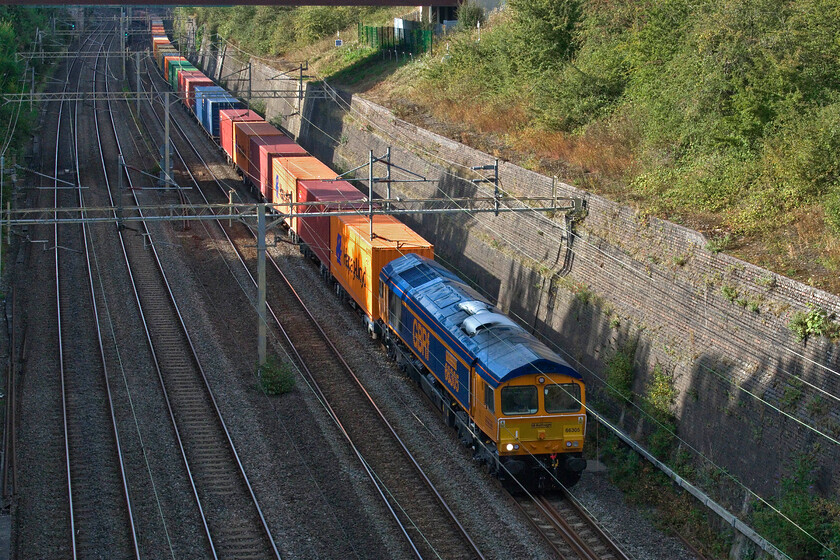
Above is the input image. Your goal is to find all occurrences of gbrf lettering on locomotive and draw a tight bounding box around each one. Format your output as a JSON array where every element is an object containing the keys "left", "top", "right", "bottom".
[{"left": 379, "top": 254, "right": 587, "bottom": 490}]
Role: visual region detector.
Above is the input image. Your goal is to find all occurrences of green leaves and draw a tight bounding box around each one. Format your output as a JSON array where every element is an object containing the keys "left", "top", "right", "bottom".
[
  {"left": 258, "top": 357, "right": 296, "bottom": 395},
  {"left": 507, "top": 0, "right": 581, "bottom": 73},
  {"left": 753, "top": 454, "right": 840, "bottom": 560},
  {"left": 788, "top": 304, "right": 840, "bottom": 343}
]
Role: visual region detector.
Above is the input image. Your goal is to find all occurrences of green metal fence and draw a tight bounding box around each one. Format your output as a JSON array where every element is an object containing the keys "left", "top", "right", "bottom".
[{"left": 358, "top": 24, "right": 433, "bottom": 55}]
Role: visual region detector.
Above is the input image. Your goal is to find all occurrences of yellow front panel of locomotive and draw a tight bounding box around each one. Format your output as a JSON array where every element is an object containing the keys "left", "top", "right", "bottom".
[{"left": 498, "top": 415, "right": 585, "bottom": 455}]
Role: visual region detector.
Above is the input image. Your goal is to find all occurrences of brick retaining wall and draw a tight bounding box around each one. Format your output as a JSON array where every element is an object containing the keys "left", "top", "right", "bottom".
[{"left": 193, "top": 39, "right": 840, "bottom": 506}]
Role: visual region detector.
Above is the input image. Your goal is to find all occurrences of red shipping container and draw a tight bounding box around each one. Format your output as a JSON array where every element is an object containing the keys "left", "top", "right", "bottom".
[
  {"left": 297, "top": 180, "right": 366, "bottom": 270},
  {"left": 233, "top": 121, "right": 283, "bottom": 172},
  {"left": 272, "top": 156, "right": 338, "bottom": 231},
  {"left": 257, "top": 140, "right": 307, "bottom": 202},
  {"left": 183, "top": 74, "right": 215, "bottom": 112},
  {"left": 219, "top": 110, "right": 262, "bottom": 161},
  {"left": 250, "top": 136, "right": 306, "bottom": 197},
  {"left": 178, "top": 70, "right": 205, "bottom": 97}
]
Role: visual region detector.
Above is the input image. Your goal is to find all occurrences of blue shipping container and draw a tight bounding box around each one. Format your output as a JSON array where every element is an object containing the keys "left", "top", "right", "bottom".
[
  {"left": 193, "top": 86, "right": 226, "bottom": 133},
  {"left": 205, "top": 95, "right": 243, "bottom": 137}
]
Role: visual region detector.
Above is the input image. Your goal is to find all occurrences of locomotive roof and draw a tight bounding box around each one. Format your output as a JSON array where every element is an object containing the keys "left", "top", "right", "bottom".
[{"left": 382, "top": 254, "right": 581, "bottom": 387}]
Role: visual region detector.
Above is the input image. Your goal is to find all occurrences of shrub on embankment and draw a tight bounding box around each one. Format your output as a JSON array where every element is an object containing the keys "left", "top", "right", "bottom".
[
  {"left": 410, "top": 0, "right": 840, "bottom": 292},
  {"left": 178, "top": 6, "right": 404, "bottom": 58}
]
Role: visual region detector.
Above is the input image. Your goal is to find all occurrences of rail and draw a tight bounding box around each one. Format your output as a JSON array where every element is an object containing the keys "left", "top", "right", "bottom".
[
  {"left": 141, "top": 49, "right": 486, "bottom": 560},
  {"left": 514, "top": 492, "right": 632, "bottom": 560},
  {"left": 101, "top": 30, "right": 281, "bottom": 559}
]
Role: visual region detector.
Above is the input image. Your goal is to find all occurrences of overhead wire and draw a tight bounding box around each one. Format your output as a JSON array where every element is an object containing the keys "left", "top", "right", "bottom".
[
  {"left": 94, "top": 31, "right": 180, "bottom": 558},
  {"left": 290, "top": 53, "right": 839, "bottom": 555},
  {"left": 186, "top": 35, "right": 836, "bottom": 556},
  {"left": 134, "top": 49, "right": 450, "bottom": 558},
  {"left": 307, "top": 61, "right": 840, "bottom": 427},
  {"left": 210, "top": 36, "right": 840, "bottom": 462}
]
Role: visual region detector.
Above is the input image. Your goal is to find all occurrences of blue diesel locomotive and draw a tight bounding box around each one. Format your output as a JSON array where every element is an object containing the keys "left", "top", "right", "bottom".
[{"left": 379, "top": 254, "right": 587, "bottom": 489}]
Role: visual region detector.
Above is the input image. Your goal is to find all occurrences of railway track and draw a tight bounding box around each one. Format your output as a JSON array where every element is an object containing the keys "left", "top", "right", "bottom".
[
  {"left": 44, "top": 27, "right": 141, "bottom": 558},
  {"left": 96, "top": 32, "right": 281, "bottom": 559},
  {"left": 138, "top": 48, "right": 487, "bottom": 560},
  {"left": 515, "top": 490, "right": 631, "bottom": 560}
]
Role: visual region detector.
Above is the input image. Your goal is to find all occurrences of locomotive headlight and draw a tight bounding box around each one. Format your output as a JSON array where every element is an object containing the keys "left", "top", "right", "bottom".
[
  {"left": 566, "top": 441, "right": 572, "bottom": 447},
  {"left": 505, "top": 443, "right": 514, "bottom": 451}
]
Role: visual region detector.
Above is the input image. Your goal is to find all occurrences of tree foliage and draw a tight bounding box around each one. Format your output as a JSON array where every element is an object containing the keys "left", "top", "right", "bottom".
[
  {"left": 419, "top": 0, "right": 840, "bottom": 239},
  {"left": 0, "top": 7, "right": 55, "bottom": 157},
  {"left": 753, "top": 454, "right": 840, "bottom": 559},
  {"left": 184, "top": 6, "right": 392, "bottom": 56},
  {"left": 456, "top": 1, "right": 485, "bottom": 32}
]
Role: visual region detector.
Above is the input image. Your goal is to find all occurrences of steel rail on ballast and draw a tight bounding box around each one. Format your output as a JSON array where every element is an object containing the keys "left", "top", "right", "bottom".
[
  {"left": 514, "top": 491, "right": 632, "bottom": 560},
  {"left": 555, "top": 488, "right": 631, "bottom": 560},
  {"left": 76, "top": 31, "right": 140, "bottom": 559},
  {"left": 138, "top": 49, "right": 427, "bottom": 558},
  {"left": 103, "top": 38, "right": 281, "bottom": 560},
  {"left": 141, "top": 49, "right": 486, "bottom": 560},
  {"left": 53, "top": 27, "right": 84, "bottom": 560},
  {"left": 50, "top": 25, "right": 141, "bottom": 559},
  {"left": 53, "top": 24, "right": 121, "bottom": 559},
  {"left": 91, "top": 33, "right": 217, "bottom": 558}
]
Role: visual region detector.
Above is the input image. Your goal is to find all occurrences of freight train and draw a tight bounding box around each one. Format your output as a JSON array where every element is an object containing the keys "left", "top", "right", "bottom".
[{"left": 151, "top": 21, "right": 587, "bottom": 489}]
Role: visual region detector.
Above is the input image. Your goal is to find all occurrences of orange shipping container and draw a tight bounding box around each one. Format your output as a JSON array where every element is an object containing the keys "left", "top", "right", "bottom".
[
  {"left": 232, "top": 121, "right": 282, "bottom": 172},
  {"left": 163, "top": 55, "right": 186, "bottom": 79},
  {"left": 272, "top": 156, "right": 337, "bottom": 230},
  {"left": 152, "top": 39, "right": 171, "bottom": 59},
  {"left": 330, "top": 214, "right": 433, "bottom": 321}
]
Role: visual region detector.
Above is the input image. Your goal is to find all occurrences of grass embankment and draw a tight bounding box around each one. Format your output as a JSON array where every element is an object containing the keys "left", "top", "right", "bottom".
[
  {"left": 353, "top": 0, "right": 840, "bottom": 294},
  {"left": 179, "top": 5, "right": 406, "bottom": 59},
  {"left": 181, "top": 4, "right": 840, "bottom": 555},
  {"left": 183, "top": 3, "right": 840, "bottom": 292}
]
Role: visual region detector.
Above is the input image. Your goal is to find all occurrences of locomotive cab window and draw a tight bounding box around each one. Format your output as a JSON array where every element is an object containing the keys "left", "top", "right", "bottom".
[
  {"left": 545, "top": 383, "right": 581, "bottom": 413},
  {"left": 484, "top": 383, "right": 495, "bottom": 413},
  {"left": 501, "top": 385, "right": 538, "bottom": 415},
  {"left": 388, "top": 285, "right": 402, "bottom": 328}
]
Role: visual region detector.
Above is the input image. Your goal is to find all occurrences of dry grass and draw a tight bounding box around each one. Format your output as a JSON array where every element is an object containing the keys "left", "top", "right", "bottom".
[
  {"left": 513, "top": 122, "right": 639, "bottom": 186},
  {"left": 736, "top": 206, "right": 840, "bottom": 293},
  {"left": 318, "top": 33, "right": 840, "bottom": 297}
]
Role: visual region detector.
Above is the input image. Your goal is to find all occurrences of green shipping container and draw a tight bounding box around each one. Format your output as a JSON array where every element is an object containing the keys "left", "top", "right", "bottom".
[
  {"left": 156, "top": 46, "right": 178, "bottom": 70},
  {"left": 168, "top": 60, "right": 196, "bottom": 90}
]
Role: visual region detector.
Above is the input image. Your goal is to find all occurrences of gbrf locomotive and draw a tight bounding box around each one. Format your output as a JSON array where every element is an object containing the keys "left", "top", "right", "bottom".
[{"left": 379, "top": 254, "right": 587, "bottom": 489}]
